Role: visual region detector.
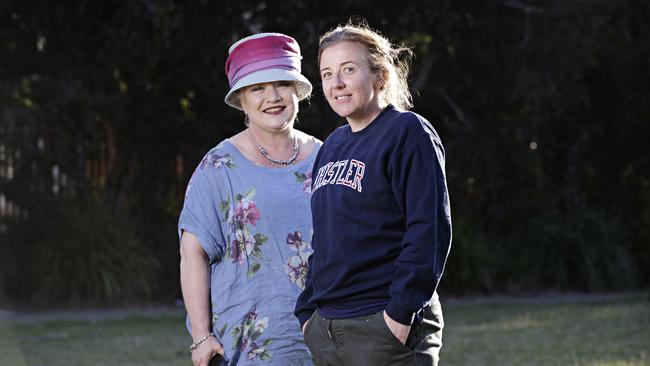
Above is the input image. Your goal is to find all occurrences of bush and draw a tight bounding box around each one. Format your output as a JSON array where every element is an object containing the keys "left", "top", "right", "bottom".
[
  {"left": 0, "top": 198, "right": 159, "bottom": 306},
  {"left": 512, "top": 208, "right": 639, "bottom": 292},
  {"left": 441, "top": 214, "right": 506, "bottom": 294}
]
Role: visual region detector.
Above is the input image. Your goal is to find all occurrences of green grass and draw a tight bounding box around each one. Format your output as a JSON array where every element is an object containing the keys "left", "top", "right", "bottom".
[
  {"left": 0, "top": 315, "right": 189, "bottom": 366},
  {"left": 442, "top": 294, "right": 650, "bottom": 366},
  {"left": 0, "top": 294, "right": 648, "bottom": 365}
]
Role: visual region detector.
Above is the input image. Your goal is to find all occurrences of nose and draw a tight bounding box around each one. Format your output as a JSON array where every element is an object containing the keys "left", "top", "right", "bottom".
[
  {"left": 266, "top": 85, "right": 282, "bottom": 102},
  {"left": 332, "top": 73, "right": 345, "bottom": 89}
]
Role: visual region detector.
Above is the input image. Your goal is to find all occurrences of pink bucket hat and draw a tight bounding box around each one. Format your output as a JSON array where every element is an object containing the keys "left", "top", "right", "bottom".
[{"left": 224, "top": 33, "right": 313, "bottom": 110}]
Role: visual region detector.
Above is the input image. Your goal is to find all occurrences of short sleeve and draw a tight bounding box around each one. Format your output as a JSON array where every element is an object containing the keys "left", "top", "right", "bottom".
[{"left": 178, "top": 164, "right": 226, "bottom": 263}]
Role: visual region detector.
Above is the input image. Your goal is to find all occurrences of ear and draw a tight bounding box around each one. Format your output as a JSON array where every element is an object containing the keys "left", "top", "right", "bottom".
[
  {"left": 375, "top": 69, "right": 388, "bottom": 91},
  {"left": 238, "top": 91, "right": 247, "bottom": 110}
]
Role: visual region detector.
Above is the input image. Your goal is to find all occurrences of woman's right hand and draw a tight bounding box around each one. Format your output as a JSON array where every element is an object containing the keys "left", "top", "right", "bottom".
[{"left": 191, "top": 336, "right": 224, "bottom": 366}]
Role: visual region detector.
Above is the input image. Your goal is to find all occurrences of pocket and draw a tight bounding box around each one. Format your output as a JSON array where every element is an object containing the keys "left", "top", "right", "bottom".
[
  {"left": 372, "top": 311, "right": 415, "bottom": 353},
  {"left": 303, "top": 312, "right": 316, "bottom": 335},
  {"left": 302, "top": 312, "right": 318, "bottom": 351}
]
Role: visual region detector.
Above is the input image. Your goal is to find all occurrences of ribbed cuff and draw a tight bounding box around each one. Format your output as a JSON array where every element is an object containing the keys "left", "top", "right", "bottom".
[{"left": 385, "top": 302, "right": 416, "bottom": 326}]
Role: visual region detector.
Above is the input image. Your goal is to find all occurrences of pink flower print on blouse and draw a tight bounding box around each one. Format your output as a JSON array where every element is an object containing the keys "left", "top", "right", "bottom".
[
  {"left": 199, "top": 150, "right": 236, "bottom": 170},
  {"left": 286, "top": 231, "right": 310, "bottom": 251},
  {"left": 294, "top": 169, "right": 313, "bottom": 194},
  {"left": 230, "top": 310, "right": 274, "bottom": 361},
  {"left": 221, "top": 188, "right": 268, "bottom": 277},
  {"left": 284, "top": 231, "right": 313, "bottom": 289},
  {"left": 185, "top": 150, "right": 236, "bottom": 199},
  {"left": 234, "top": 199, "right": 260, "bottom": 227},
  {"left": 230, "top": 229, "right": 256, "bottom": 265}
]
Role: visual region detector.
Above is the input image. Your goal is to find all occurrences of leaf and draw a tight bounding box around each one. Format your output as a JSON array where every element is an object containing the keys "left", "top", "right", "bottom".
[
  {"left": 220, "top": 200, "right": 230, "bottom": 212},
  {"left": 294, "top": 172, "right": 307, "bottom": 181},
  {"left": 260, "top": 351, "right": 271, "bottom": 360},
  {"left": 244, "top": 187, "right": 257, "bottom": 200},
  {"left": 254, "top": 233, "right": 268, "bottom": 244},
  {"left": 252, "top": 247, "right": 262, "bottom": 259},
  {"left": 248, "top": 263, "right": 261, "bottom": 277},
  {"left": 230, "top": 326, "right": 241, "bottom": 339},
  {"left": 218, "top": 324, "right": 228, "bottom": 338}
]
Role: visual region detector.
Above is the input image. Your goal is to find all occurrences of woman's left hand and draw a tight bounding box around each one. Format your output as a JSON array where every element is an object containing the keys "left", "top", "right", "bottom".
[{"left": 383, "top": 311, "right": 411, "bottom": 345}]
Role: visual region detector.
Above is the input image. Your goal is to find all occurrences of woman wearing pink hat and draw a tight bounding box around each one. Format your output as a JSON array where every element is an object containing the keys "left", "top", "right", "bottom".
[{"left": 178, "top": 33, "right": 320, "bottom": 366}]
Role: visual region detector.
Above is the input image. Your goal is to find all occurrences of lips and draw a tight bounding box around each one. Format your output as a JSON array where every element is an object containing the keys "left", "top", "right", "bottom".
[
  {"left": 334, "top": 94, "right": 352, "bottom": 101},
  {"left": 263, "top": 106, "right": 286, "bottom": 114}
]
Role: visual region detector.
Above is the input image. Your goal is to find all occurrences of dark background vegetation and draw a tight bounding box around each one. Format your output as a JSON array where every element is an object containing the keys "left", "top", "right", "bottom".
[{"left": 1, "top": 0, "right": 648, "bottom": 307}]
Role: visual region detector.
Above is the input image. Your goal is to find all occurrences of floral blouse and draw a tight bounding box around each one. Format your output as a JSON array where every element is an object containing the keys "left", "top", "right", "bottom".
[{"left": 178, "top": 139, "right": 320, "bottom": 365}]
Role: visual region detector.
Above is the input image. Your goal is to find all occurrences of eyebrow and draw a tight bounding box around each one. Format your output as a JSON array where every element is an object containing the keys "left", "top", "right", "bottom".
[{"left": 320, "top": 61, "right": 357, "bottom": 73}]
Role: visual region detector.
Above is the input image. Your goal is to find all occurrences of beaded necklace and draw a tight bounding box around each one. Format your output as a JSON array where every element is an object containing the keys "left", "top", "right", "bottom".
[{"left": 249, "top": 129, "right": 300, "bottom": 165}]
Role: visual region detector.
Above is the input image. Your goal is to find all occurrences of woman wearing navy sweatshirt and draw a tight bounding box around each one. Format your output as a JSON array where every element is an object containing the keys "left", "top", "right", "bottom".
[{"left": 294, "top": 22, "right": 452, "bottom": 366}]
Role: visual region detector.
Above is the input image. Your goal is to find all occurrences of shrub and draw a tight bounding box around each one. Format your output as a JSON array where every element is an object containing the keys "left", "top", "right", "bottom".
[
  {"left": 441, "top": 214, "right": 506, "bottom": 294},
  {"left": 0, "top": 198, "right": 158, "bottom": 306},
  {"left": 512, "top": 208, "right": 639, "bottom": 292}
]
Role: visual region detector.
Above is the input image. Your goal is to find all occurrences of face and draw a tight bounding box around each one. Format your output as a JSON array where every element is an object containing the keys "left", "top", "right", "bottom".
[
  {"left": 239, "top": 81, "right": 299, "bottom": 133},
  {"left": 319, "top": 41, "right": 386, "bottom": 127}
]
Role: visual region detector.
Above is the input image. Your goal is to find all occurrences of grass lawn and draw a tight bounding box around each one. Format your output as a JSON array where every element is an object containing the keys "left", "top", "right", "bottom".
[
  {"left": 442, "top": 293, "right": 650, "bottom": 366},
  {"left": 0, "top": 293, "right": 648, "bottom": 366},
  {"left": 0, "top": 314, "right": 189, "bottom": 366}
]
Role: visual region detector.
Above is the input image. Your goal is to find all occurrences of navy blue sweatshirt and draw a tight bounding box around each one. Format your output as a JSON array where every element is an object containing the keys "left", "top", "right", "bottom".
[{"left": 295, "top": 106, "right": 452, "bottom": 326}]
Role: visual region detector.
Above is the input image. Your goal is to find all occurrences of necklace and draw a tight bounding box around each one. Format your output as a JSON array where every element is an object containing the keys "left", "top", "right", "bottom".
[{"left": 249, "top": 129, "right": 300, "bottom": 166}]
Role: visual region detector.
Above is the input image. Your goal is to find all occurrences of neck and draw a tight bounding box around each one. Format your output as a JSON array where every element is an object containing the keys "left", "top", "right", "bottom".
[
  {"left": 347, "top": 101, "right": 388, "bottom": 132},
  {"left": 248, "top": 125, "right": 295, "bottom": 149},
  {"left": 248, "top": 127, "right": 300, "bottom": 166}
]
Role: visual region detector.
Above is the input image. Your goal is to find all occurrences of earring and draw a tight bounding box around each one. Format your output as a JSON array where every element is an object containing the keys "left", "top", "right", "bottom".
[{"left": 244, "top": 114, "right": 250, "bottom": 126}]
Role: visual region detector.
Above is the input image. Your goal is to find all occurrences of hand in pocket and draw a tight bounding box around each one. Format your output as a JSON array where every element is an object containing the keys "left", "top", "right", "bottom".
[{"left": 383, "top": 311, "right": 411, "bottom": 345}]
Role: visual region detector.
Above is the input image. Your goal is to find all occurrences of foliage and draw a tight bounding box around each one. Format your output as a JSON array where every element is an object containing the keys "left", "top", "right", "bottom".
[
  {"left": 511, "top": 208, "right": 639, "bottom": 292},
  {"left": 1, "top": 0, "right": 648, "bottom": 301},
  {"left": 0, "top": 198, "right": 158, "bottom": 305},
  {"left": 441, "top": 214, "right": 505, "bottom": 294}
]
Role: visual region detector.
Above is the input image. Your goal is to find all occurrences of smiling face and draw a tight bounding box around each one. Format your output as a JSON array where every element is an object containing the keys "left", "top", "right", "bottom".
[
  {"left": 319, "top": 41, "right": 387, "bottom": 129},
  {"left": 239, "top": 81, "right": 299, "bottom": 133}
]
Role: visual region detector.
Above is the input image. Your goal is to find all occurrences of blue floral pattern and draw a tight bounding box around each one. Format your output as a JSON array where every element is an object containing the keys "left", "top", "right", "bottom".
[
  {"left": 231, "top": 309, "right": 273, "bottom": 361},
  {"left": 284, "top": 231, "right": 312, "bottom": 289},
  {"left": 294, "top": 170, "right": 313, "bottom": 194},
  {"left": 178, "top": 139, "right": 321, "bottom": 365},
  {"left": 185, "top": 149, "right": 235, "bottom": 199},
  {"left": 200, "top": 150, "right": 236, "bottom": 170}
]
